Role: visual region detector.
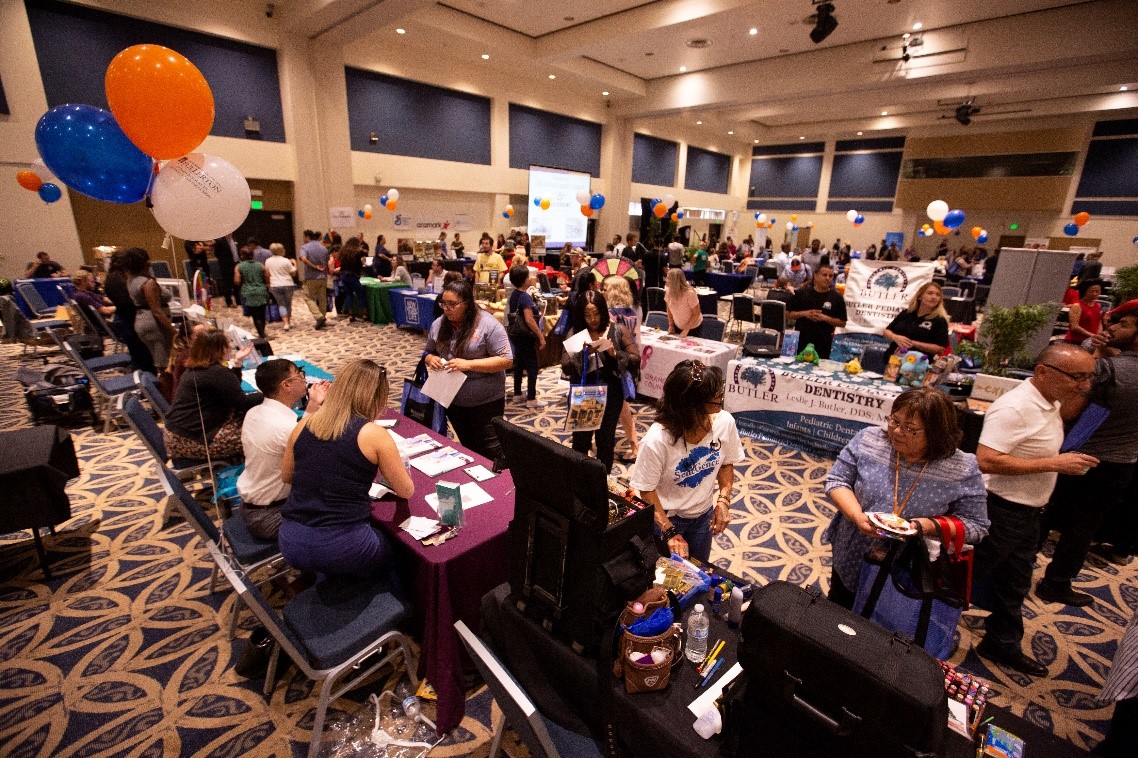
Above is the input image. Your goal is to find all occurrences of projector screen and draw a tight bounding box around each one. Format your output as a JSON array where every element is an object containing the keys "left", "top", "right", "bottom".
[{"left": 528, "top": 165, "right": 590, "bottom": 249}]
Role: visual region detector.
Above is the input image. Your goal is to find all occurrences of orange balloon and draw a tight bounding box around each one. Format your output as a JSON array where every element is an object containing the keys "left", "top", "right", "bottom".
[
  {"left": 970, "top": 226, "right": 983, "bottom": 239},
  {"left": 581, "top": 204, "right": 593, "bottom": 217},
  {"left": 653, "top": 202, "right": 667, "bottom": 218},
  {"left": 789, "top": 214, "right": 798, "bottom": 222},
  {"left": 105, "top": 44, "right": 214, "bottom": 159},
  {"left": 385, "top": 199, "right": 397, "bottom": 211},
  {"left": 16, "top": 170, "right": 42, "bottom": 191},
  {"left": 1073, "top": 211, "right": 1090, "bottom": 226},
  {"left": 363, "top": 210, "right": 373, "bottom": 220},
  {"left": 933, "top": 220, "right": 950, "bottom": 235}
]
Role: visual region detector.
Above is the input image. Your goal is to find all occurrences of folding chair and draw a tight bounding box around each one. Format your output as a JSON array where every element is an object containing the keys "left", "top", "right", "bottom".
[
  {"left": 134, "top": 370, "right": 171, "bottom": 420},
  {"left": 701, "top": 318, "right": 726, "bottom": 342},
  {"left": 150, "top": 260, "right": 173, "bottom": 279},
  {"left": 742, "top": 328, "right": 782, "bottom": 358},
  {"left": 15, "top": 281, "right": 59, "bottom": 318},
  {"left": 456, "top": 621, "right": 603, "bottom": 758},
  {"left": 58, "top": 337, "right": 136, "bottom": 430},
  {"left": 727, "top": 294, "right": 756, "bottom": 339},
  {"left": 47, "top": 327, "right": 132, "bottom": 374},
  {"left": 213, "top": 541, "right": 417, "bottom": 758},
  {"left": 644, "top": 311, "right": 669, "bottom": 331},
  {"left": 1, "top": 294, "right": 68, "bottom": 356},
  {"left": 645, "top": 286, "right": 665, "bottom": 313}
]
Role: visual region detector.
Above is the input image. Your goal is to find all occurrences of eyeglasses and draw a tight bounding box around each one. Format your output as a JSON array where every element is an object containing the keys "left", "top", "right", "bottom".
[
  {"left": 440, "top": 299, "right": 463, "bottom": 310},
  {"left": 1042, "top": 363, "right": 1093, "bottom": 383},
  {"left": 886, "top": 415, "right": 925, "bottom": 436}
]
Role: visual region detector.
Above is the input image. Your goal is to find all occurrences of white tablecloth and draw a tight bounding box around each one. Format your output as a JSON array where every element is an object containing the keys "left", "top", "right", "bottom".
[{"left": 638, "top": 328, "right": 736, "bottom": 399}]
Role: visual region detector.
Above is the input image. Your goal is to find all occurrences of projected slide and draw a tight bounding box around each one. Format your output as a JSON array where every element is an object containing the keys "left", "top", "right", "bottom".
[{"left": 528, "top": 165, "right": 590, "bottom": 248}]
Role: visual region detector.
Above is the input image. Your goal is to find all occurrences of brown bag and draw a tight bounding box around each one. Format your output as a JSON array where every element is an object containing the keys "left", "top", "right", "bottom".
[{"left": 612, "top": 587, "right": 682, "bottom": 693}]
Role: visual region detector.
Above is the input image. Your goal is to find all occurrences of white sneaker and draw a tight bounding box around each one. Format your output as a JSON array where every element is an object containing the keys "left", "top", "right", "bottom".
[
  {"left": 284, "top": 324, "right": 291, "bottom": 331},
  {"left": 525, "top": 399, "right": 541, "bottom": 409}
]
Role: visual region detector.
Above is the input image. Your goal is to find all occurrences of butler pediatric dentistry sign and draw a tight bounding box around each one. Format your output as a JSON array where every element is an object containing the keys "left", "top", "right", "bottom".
[{"left": 843, "top": 260, "right": 935, "bottom": 333}]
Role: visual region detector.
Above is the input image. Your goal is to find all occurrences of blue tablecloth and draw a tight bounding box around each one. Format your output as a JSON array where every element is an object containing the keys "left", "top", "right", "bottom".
[
  {"left": 390, "top": 289, "right": 438, "bottom": 331},
  {"left": 683, "top": 269, "right": 752, "bottom": 297},
  {"left": 240, "top": 357, "right": 332, "bottom": 394}
]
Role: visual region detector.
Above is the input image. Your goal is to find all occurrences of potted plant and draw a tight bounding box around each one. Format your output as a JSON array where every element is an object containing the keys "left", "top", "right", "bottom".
[
  {"left": 973, "top": 302, "right": 1059, "bottom": 376},
  {"left": 1111, "top": 265, "right": 1138, "bottom": 305}
]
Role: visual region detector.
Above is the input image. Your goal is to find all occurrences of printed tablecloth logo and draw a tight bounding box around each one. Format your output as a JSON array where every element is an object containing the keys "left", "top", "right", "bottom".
[{"left": 866, "top": 266, "right": 909, "bottom": 293}]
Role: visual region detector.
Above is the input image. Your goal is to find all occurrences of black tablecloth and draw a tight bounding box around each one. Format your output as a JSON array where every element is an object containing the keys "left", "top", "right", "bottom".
[{"left": 0, "top": 426, "right": 79, "bottom": 534}]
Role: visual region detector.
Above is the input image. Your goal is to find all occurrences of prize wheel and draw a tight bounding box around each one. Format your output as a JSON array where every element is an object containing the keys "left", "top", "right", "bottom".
[{"left": 590, "top": 257, "right": 640, "bottom": 286}]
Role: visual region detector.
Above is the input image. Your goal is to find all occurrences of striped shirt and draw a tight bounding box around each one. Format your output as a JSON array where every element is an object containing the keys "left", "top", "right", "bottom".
[{"left": 1100, "top": 608, "right": 1138, "bottom": 703}]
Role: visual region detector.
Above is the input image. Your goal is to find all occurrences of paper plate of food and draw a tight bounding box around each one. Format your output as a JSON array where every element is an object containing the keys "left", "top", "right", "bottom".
[{"left": 868, "top": 511, "right": 918, "bottom": 538}]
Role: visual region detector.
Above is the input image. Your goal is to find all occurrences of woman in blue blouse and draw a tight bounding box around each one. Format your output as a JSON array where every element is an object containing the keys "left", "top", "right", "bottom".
[{"left": 824, "top": 387, "right": 990, "bottom": 609}]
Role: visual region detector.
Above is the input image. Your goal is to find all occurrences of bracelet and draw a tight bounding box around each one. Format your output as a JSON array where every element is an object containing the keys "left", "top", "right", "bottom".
[{"left": 662, "top": 526, "right": 679, "bottom": 541}]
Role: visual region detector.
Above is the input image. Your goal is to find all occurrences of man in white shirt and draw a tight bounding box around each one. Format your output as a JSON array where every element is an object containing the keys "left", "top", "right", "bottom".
[
  {"left": 428, "top": 258, "right": 447, "bottom": 293},
  {"left": 971, "top": 343, "right": 1098, "bottom": 677},
  {"left": 236, "top": 359, "right": 330, "bottom": 540}
]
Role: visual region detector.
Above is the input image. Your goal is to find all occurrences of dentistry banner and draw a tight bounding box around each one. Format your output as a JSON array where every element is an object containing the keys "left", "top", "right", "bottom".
[{"left": 843, "top": 260, "right": 935, "bottom": 334}]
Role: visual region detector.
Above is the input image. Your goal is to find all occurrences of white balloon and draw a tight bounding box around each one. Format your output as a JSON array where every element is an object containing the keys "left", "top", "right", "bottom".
[
  {"left": 663, "top": 194, "right": 676, "bottom": 206},
  {"left": 576, "top": 189, "right": 590, "bottom": 205},
  {"left": 364, "top": 203, "right": 373, "bottom": 212},
  {"left": 151, "top": 153, "right": 251, "bottom": 240},
  {"left": 926, "top": 200, "right": 949, "bottom": 222},
  {"left": 387, "top": 188, "right": 400, "bottom": 201},
  {"left": 757, "top": 213, "right": 767, "bottom": 224},
  {"left": 786, "top": 221, "right": 794, "bottom": 230},
  {"left": 846, "top": 209, "right": 858, "bottom": 222}
]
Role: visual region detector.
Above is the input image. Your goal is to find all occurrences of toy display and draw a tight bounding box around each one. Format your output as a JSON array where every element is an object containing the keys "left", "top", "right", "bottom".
[
  {"left": 897, "top": 351, "right": 929, "bottom": 387},
  {"left": 845, "top": 357, "right": 862, "bottom": 374},
  {"left": 795, "top": 343, "right": 820, "bottom": 364}
]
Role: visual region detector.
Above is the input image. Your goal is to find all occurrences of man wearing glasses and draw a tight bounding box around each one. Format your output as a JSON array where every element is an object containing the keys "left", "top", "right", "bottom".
[
  {"left": 970, "top": 342, "right": 1099, "bottom": 677},
  {"left": 1038, "top": 300, "right": 1138, "bottom": 599},
  {"left": 236, "top": 360, "right": 330, "bottom": 540}
]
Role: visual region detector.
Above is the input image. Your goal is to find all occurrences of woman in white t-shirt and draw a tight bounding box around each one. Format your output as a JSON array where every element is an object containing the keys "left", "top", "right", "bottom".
[
  {"left": 264, "top": 243, "right": 297, "bottom": 331},
  {"left": 630, "top": 360, "right": 743, "bottom": 561}
]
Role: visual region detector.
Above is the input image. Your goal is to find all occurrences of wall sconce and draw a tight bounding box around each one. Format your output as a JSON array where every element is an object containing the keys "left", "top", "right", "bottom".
[
  {"left": 244, "top": 116, "right": 262, "bottom": 139},
  {"left": 369, "top": 131, "right": 379, "bottom": 146}
]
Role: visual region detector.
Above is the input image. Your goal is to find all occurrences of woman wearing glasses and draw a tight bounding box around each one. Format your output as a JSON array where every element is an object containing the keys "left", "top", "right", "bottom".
[
  {"left": 629, "top": 360, "right": 743, "bottom": 562},
  {"left": 425, "top": 279, "right": 513, "bottom": 465},
  {"left": 823, "top": 387, "right": 990, "bottom": 609},
  {"left": 280, "top": 359, "right": 413, "bottom": 578}
]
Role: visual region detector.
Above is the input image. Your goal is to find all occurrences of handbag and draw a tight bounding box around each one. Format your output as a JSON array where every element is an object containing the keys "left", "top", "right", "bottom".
[
  {"left": 400, "top": 355, "right": 449, "bottom": 436},
  {"left": 551, "top": 306, "right": 571, "bottom": 338},
  {"left": 854, "top": 561, "right": 961, "bottom": 660},
  {"left": 933, "top": 515, "right": 974, "bottom": 610},
  {"left": 507, "top": 293, "right": 532, "bottom": 339},
  {"left": 565, "top": 345, "right": 608, "bottom": 433},
  {"left": 612, "top": 587, "right": 683, "bottom": 693}
]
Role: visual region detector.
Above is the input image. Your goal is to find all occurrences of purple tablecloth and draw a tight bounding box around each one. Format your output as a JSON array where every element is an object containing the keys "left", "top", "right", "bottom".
[{"left": 369, "top": 412, "right": 514, "bottom": 733}]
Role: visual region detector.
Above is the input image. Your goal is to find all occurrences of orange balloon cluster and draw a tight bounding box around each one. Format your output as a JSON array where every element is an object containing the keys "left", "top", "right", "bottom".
[
  {"left": 581, "top": 205, "right": 593, "bottom": 217},
  {"left": 17, "top": 171, "right": 42, "bottom": 191},
  {"left": 932, "top": 220, "right": 950, "bottom": 235},
  {"left": 653, "top": 201, "right": 668, "bottom": 218},
  {"left": 1073, "top": 211, "right": 1091, "bottom": 226}
]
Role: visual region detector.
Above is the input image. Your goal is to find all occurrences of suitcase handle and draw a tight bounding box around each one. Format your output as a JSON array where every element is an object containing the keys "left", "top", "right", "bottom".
[{"left": 782, "top": 672, "right": 861, "bottom": 737}]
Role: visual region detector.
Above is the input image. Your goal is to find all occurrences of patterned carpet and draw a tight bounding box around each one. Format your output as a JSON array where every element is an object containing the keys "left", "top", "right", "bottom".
[{"left": 0, "top": 299, "right": 1132, "bottom": 756}]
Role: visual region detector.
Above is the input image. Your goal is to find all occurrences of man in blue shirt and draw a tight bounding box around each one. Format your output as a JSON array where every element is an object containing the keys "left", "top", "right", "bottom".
[{"left": 298, "top": 229, "right": 329, "bottom": 330}]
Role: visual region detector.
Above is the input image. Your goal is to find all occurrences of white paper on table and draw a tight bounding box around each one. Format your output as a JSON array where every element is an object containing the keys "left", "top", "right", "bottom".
[
  {"left": 390, "top": 432, "right": 439, "bottom": 458},
  {"left": 688, "top": 662, "right": 743, "bottom": 716},
  {"left": 424, "top": 481, "right": 493, "bottom": 513},
  {"left": 422, "top": 367, "right": 466, "bottom": 408},
  {"left": 368, "top": 481, "right": 392, "bottom": 499},
  {"left": 399, "top": 516, "right": 443, "bottom": 540},
  {"left": 561, "top": 329, "right": 590, "bottom": 355},
  {"left": 410, "top": 446, "right": 473, "bottom": 477},
  {"left": 241, "top": 369, "right": 258, "bottom": 387}
]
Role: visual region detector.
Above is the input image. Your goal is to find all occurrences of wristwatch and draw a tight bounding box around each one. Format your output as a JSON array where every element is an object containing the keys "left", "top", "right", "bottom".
[{"left": 662, "top": 526, "right": 679, "bottom": 540}]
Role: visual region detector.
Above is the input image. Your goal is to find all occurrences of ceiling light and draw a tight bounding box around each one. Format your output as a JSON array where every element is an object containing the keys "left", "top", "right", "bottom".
[
  {"left": 902, "top": 32, "right": 910, "bottom": 40},
  {"left": 810, "top": 3, "right": 838, "bottom": 44},
  {"left": 728, "top": 131, "right": 734, "bottom": 135},
  {"left": 754, "top": 139, "right": 759, "bottom": 143},
  {"left": 481, "top": 54, "right": 489, "bottom": 60},
  {"left": 1122, "top": 86, "right": 1130, "bottom": 91},
  {"left": 749, "top": 28, "right": 758, "bottom": 36},
  {"left": 881, "top": 111, "right": 888, "bottom": 116},
  {"left": 696, "top": 120, "right": 702, "bottom": 125},
  {"left": 912, "top": 22, "right": 922, "bottom": 30},
  {"left": 856, "top": 131, "right": 863, "bottom": 135},
  {"left": 602, "top": 91, "right": 609, "bottom": 96},
  {"left": 395, "top": 28, "right": 406, "bottom": 34},
  {"left": 799, "top": 136, "right": 805, "bottom": 140},
  {"left": 679, "top": 66, "right": 687, "bottom": 73},
  {"left": 687, "top": 38, "right": 711, "bottom": 49},
  {"left": 548, "top": 74, "right": 556, "bottom": 79},
  {"left": 564, "top": 16, "right": 574, "bottom": 21}
]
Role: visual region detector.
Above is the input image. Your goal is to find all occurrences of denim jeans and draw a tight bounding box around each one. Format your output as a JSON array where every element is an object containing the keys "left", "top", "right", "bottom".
[
  {"left": 666, "top": 508, "right": 714, "bottom": 563},
  {"left": 279, "top": 519, "right": 393, "bottom": 579}
]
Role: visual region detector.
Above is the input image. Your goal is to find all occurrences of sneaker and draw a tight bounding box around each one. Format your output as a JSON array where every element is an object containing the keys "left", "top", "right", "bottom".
[
  {"left": 1035, "top": 580, "right": 1094, "bottom": 608},
  {"left": 284, "top": 324, "right": 291, "bottom": 331},
  {"left": 525, "top": 399, "right": 541, "bottom": 409},
  {"left": 315, "top": 319, "right": 326, "bottom": 330},
  {"left": 510, "top": 393, "right": 524, "bottom": 404}
]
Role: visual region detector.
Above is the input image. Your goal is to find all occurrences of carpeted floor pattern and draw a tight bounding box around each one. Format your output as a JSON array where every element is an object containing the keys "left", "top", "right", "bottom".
[{"left": 0, "top": 299, "right": 1133, "bottom": 756}]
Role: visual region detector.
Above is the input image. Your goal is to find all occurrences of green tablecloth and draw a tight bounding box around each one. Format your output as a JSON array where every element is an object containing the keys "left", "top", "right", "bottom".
[{"left": 362, "top": 277, "right": 412, "bottom": 324}]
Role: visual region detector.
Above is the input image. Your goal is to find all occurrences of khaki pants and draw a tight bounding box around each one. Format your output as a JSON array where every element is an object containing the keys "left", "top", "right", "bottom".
[{"left": 302, "top": 279, "right": 327, "bottom": 322}]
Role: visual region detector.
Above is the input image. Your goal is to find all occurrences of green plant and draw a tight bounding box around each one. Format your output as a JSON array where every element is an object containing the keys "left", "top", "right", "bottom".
[
  {"left": 1111, "top": 265, "right": 1138, "bottom": 305},
  {"left": 975, "top": 302, "right": 1059, "bottom": 375}
]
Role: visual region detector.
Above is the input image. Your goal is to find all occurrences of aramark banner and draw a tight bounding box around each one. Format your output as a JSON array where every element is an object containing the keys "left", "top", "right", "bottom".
[
  {"left": 843, "top": 260, "right": 935, "bottom": 334},
  {"left": 392, "top": 212, "right": 473, "bottom": 232},
  {"left": 724, "top": 359, "right": 899, "bottom": 454}
]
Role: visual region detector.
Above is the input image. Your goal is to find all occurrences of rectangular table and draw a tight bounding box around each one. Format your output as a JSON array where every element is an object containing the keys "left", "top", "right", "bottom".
[
  {"left": 361, "top": 277, "right": 411, "bottom": 324},
  {"left": 390, "top": 289, "right": 438, "bottom": 331},
  {"left": 369, "top": 412, "right": 514, "bottom": 734},
  {"left": 724, "top": 357, "right": 902, "bottom": 454},
  {"left": 639, "top": 328, "right": 736, "bottom": 399},
  {"left": 684, "top": 269, "right": 753, "bottom": 297}
]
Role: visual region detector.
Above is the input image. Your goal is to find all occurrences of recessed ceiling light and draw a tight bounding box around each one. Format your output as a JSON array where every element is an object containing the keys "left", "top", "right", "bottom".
[
  {"left": 728, "top": 131, "right": 734, "bottom": 135},
  {"left": 679, "top": 65, "right": 687, "bottom": 73},
  {"left": 481, "top": 54, "right": 489, "bottom": 60},
  {"left": 749, "top": 28, "right": 758, "bottom": 36},
  {"left": 779, "top": 48, "right": 789, "bottom": 53},
  {"left": 1122, "top": 86, "right": 1130, "bottom": 91},
  {"left": 602, "top": 91, "right": 609, "bottom": 96},
  {"left": 902, "top": 32, "right": 910, "bottom": 39},
  {"left": 912, "top": 22, "right": 922, "bottom": 30},
  {"left": 645, "top": 52, "right": 654, "bottom": 57},
  {"left": 856, "top": 131, "right": 863, "bottom": 136},
  {"left": 696, "top": 120, "right": 702, "bottom": 125},
  {"left": 881, "top": 111, "right": 888, "bottom": 116},
  {"left": 396, "top": 28, "right": 406, "bottom": 34},
  {"left": 548, "top": 74, "right": 556, "bottom": 80},
  {"left": 754, "top": 139, "right": 759, "bottom": 143},
  {"left": 564, "top": 16, "right": 574, "bottom": 22},
  {"left": 799, "top": 136, "right": 805, "bottom": 140}
]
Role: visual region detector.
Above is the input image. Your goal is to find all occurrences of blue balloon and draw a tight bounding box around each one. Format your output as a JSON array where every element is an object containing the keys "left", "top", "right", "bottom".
[
  {"left": 1063, "top": 222, "right": 1079, "bottom": 237},
  {"left": 977, "top": 232, "right": 989, "bottom": 244},
  {"left": 533, "top": 197, "right": 542, "bottom": 207},
  {"left": 1132, "top": 236, "right": 1138, "bottom": 245},
  {"left": 380, "top": 195, "right": 388, "bottom": 206},
  {"left": 358, "top": 209, "right": 365, "bottom": 217},
  {"left": 855, "top": 214, "right": 865, "bottom": 224},
  {"left": 769, "top": 218, "right": 777, "bottom": 225},
  {"left": 754, "top": 212, "right": 760, "bottom": 220},
  {"left": 791, "top": 225, "right": 799, "bottom": 232},
  {"left": 502, "top": 211, "right": 509, "bottom": 219},
  {"left": 35, "top": 104, "right": 152, "bottom": 204},
  {"left": 677, "top": 211, "right": 684, "bottom": 220},
  {"left": 589, "top": 193, "right": 605, "bottom": 210},
  {"left": 943, "top": 209, "right": 966, "bottom": 229},
  {"left": 38, "top": 183, "right": 62, "bottom": 203}
]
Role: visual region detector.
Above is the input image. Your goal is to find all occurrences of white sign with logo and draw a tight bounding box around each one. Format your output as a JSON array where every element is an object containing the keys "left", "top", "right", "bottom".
[
  {"left": 843, "top": 260, "right": 935, "bottom": 334},
  {"left": 329, "top": 206, "right": 357, "bottom": 229},
  {"left": 638, "top": 329, "right": 735, "bottom": 400},
  {"left": 392, "top": 212, "right": 472, "bottom": 232}
]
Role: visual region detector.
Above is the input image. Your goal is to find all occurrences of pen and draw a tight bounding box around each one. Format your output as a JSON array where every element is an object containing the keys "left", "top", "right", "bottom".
[
  {"left": 697, "top": 658, "right": 724, "bottom": 689},
  {"left": 699, "top": 639, "right": 725, "bottom": 674}
]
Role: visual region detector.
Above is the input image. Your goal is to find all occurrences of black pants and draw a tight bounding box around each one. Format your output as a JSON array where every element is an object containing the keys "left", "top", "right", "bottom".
[
  {"left": 215, "top": 261, "right": 235, "bottom": 306},
  {"left": 827, "top": 567, "right": 856, "bottom": 610},
  {"left": 570, "top": 379, "right": 624, "bottom": 472},
  {"left": 1098, "top": 697, "right": 1138, "bottom": 757},
  {"left": 247, "top": 304, "right": 267, "bottom": 338},
  {"left": 1043, "top": 462, "right": 1135, "bottom": 586},
  {"left": 445, "top": 398, "right": 506, "bottom": 469},
  {"left": 510, "top": 335, "right": 539, "bottom": 400},
  {"left": 971, "top": 492, "right": 1041, "bottom": 649},
  {"left": 1097, "top": 473, "right": 1138, "bottom": 557},
  {"left": 113, "top": 319, "right": 156, "bottom": 375}
]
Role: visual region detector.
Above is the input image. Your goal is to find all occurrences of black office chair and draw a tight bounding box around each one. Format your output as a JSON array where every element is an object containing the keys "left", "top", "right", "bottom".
[
  {"left": 742, "top": 328, "right": 782, "bottom": 358},
  {"left": 645, "top": 286, "right": 665, "bottom": 313},
  {"left": 758, "top": 300, "right": 787, "bottom": 335},
  {"left": 728, "top": 294, "right": 756, "bottom": 339},
  {"left": 701, "top": 318, "right": 726, "bottom": 342},
  {"left": 957, "top": 280, "right": 976, "bottom": 299},
  {"left": 644, "top": 311, "right": 669, "bottom": 331}
]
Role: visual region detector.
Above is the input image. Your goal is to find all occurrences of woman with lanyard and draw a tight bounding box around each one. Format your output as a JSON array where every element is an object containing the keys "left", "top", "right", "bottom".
[
  {"left": 424, "top": 279, "right": 513, "bottom": 466},
  {"left": 629, "top": 360, "right": 743, "bottom": 562},
  {"left": 561, "top": 290, "right": 639, "bottom": 472},
  {"left": 823, "top": 387, "right": 989, "bottom": 609}
]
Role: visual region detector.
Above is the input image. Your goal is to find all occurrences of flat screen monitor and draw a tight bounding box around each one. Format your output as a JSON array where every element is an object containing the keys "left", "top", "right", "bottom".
[{"left": 527, "top": 165, "right": 590, "bottom": 250}]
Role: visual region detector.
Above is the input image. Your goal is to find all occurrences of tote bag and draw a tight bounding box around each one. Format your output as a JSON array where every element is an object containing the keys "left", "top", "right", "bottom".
[
  {"left": 400, "top": 355, "right": 449, "bottom": 435},
  {"left": 565, "top": 345, "right": 608, "bottom": 433}
]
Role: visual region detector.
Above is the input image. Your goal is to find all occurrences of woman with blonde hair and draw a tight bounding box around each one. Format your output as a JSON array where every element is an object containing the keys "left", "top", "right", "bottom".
[
  {"left": 280, "top": 359, "right": 414, "bottom": 578},
  {"left": 605, "top": 275, "right": 642, "bottom": 461},
  {"left": 264, "top": 243, "right": 297, "bottom": 331},
  {"left": 664, "top": 267, "right": 703, "bottom": 338},
  {"left": 882, "top": 281, "right": 950, "bottom": 360}
]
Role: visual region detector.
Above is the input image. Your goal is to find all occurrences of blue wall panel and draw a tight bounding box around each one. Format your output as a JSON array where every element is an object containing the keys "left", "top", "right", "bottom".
[
  {"left": 1092, "top": 119, "right": 1138, "bottom": 138},
  {"left": 508, "top": 104, "right": 601, "bottom": 176},
  {"left": 830, "top": 152, "right": 903, "bottom": 198},
  {"left": 749, "top": 155, "right": 823, "bottom": 198},
  {"left": 747, "top": 199, "right": 816, "bottom": 211},
  {"left": 1075, "top": 138, "right": 1138, "bottom": 199},
  {"left": 685, "top": 147, "right": 730, "bottom": 193},
  {"left": 632, "top": 133, "right": 677, "bottom": 186},
  {"left": 25, "top": 0, "right": 285, "bottom": 142},
  {"left": 835, "top": 136, "right": 906, "bottom": 152},
  {"left": 346, "top": 69, "right": 490, "bottom": 164},
  {"left": 1071, "top": 200, "right": 1138, "bottom": 216},
  {"left": 826, "top": 200, "right": 894, "bottom": 213},
  {"left": 753, "top": 142, "right": 824, "bottom": 156}
]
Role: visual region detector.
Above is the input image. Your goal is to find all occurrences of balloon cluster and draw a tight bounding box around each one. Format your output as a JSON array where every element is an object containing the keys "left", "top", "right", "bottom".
[
  {"left": 575, "top": 190, "right": 605, "bottom": 217},
  {"left": 15, "top": 159, "right": 62, "bottom": 204},
  {"left": 918, "top": 201, "right": 988, "bottom": 242},
  {"left": 358, "top": 204, "right": 374, "bottom": 220},
  {"left": 649, "top": 194, "right": 677, "bottom": 219},
  {"left": 502, "top": 203, "right": 514, "bottom": 220},
  {"left": 1063, "top": 211, "right": 1091, "bottom": 237},
  {"left": 26, "top": 44, "right": 255, "bottom": 240},
  {"left": 845, "top": 210, "right": 865, "bottom": 226},
  {"left": 533, "top": 196, "right": 551, "bottom": 211},
  {"left": 377, "top": 188, "right": 400, "bottom": 212}
]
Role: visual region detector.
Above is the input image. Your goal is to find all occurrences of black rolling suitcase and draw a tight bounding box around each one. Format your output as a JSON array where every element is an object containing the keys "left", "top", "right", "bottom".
[{"left": 736, "top": 581, "right": 947, "bottom": 758}]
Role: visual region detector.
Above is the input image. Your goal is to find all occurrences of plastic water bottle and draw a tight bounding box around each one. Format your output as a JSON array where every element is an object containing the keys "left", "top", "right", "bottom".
[{"left": 686, "top": 604, "right": 709, "bottom": 662}]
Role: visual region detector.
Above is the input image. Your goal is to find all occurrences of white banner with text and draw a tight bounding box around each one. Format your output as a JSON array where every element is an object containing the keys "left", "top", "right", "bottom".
[{"left": 843, "top": 260, "right": 935, "bottom": 334}]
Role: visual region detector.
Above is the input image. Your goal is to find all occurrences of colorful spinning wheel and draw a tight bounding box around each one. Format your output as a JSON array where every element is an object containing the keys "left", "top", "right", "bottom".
[{"left": 589, "top": 256, "right": 640, "bottom": 285}]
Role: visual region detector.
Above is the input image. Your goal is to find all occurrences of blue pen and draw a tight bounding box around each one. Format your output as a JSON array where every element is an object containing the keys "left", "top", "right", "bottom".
[{"left": 699, "top": 657, "right": 724, "bottom": 688}]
